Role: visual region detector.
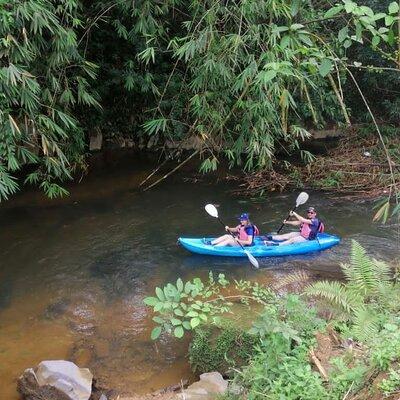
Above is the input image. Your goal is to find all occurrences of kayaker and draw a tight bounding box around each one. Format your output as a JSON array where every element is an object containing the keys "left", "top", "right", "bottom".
[
  {"left": 210, "top": 213, "right": 256, "bottom": 247},
  {"left": 264, "top": 207, "right": 323, "bottom": 246}
]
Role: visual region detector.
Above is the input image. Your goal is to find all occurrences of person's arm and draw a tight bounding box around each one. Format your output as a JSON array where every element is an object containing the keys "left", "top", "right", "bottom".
[
  {"left": 284, "top": 219, "right": 301, "bottom": 226},
  {"left": 290, "top": 211, "right": 312, "bottom": 224},
  {"left": 225, "top": 225, "right": 239, "bottom": 233}
]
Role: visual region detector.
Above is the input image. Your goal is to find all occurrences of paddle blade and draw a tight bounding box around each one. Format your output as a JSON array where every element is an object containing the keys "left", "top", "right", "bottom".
[
  {"left": 205, "top": 204, "right": 219, "bottom": 218},
  {"left": 244, "top": 250, "right": 259, "bottom": 269},
  {"left": 295, "top": 192, "right": 309, "bottom": 207}
]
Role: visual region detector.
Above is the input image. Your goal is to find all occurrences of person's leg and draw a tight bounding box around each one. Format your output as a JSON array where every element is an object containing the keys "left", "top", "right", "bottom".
[
  {"left": 214, "top": 236, "right": 240, "bottom": 247},
  {"left": 212, "top": 234, "right": 231, "bottom": 245},
  {"left": 272, "top": 232, "right": 299, "bottom": 241},
  {"left": 279, "top": 235, "right": 307, "bottom": 246}
]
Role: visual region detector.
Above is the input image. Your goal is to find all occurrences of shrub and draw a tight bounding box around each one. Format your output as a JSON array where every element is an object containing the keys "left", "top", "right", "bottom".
[{"left": 188, "top": 323, "right": 258, "bottom": 374}]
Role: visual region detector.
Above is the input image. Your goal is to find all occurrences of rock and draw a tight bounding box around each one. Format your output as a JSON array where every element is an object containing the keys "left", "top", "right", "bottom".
[
  {"left": 90, "top": 132, "right": 102, "bottom": 151},
  {"left": 176, "top": 372, "right": 227, "bottom": 400},
  {"left": 18, "top": 360, "right": 93, "bottom": 400},
  {"left": 199, "top": 372, "right": 228, "bottom": 393}
]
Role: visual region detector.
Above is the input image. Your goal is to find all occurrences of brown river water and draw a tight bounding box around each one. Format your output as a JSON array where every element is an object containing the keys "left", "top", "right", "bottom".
[{"left": 0, "top": 157, "right": 398, "bottom": 399}]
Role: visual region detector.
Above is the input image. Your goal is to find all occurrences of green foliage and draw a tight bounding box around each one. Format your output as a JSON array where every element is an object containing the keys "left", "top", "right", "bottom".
[
  {"left": 228, "top": 294, "right": 331, "bottom": 399},
  {"left": 305, "top": 240, "right": 398, "bottom": 342},
  {"left": 378, "top": 367, "right": 400, "bottom": 396},
  {"left": 249, "top": 294, "right": 325, "bottom": 346},
  {"left": 188, "top": 323, "right": 258, "bottom": 374},
  {"left": 0, "top": 0, "right": 98, "bottom": 200},
  {"left": 237, "top": 338, "right": 328, "bottom": 400},
  {"left": 329, "top": 356, "right": 368, "bottom": 397},
  {"left": 370, "top": 323, "right": 400, "bottom": 371},
  {"left": 146, "top": 247, "right": 400, "bottom": 399},
  {"left": 144, "top": 273, "right": 274, "bottom": 339}
]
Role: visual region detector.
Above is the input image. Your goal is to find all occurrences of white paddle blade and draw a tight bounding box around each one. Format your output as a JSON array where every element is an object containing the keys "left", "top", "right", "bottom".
[
  {"left": 296, "top": 192, "right": 309, "bottom": 207},
  {"left": 205, "top": 204, "right": 219, "bottom": 218},
  {"left": 244, "top": 250, "right": 259, "bottom": 269}
]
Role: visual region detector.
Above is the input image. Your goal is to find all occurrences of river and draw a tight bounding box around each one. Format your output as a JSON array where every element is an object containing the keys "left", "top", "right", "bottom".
[{"left": 0, "top": 158, "right": 398, "bottom": 399}]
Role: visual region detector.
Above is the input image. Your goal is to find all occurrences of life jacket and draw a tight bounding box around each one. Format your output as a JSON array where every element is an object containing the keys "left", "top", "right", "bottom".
[
  {"left": 237, "top": 224, "right": 259, "bottom": 244},
  {"left": 300, "top": 219, "right": 324, "bottom": 240}
]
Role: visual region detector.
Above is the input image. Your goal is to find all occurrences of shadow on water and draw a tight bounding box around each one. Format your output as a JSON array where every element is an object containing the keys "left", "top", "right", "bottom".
[{"left": 0, "top": 163, "right": 398, "bottom": 399}]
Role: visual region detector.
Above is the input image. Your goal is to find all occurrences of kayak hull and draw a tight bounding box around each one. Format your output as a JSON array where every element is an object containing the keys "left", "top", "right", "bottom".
[{"left": 178, "top": 233, "right": 340, "bottom": 257}]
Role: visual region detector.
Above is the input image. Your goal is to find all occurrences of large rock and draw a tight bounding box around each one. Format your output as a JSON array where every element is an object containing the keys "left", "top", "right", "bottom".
[
  {"left": 18, "top": 360, "right": 93, "bottom": 400},
  {"left": 176, "top": 372, "right": 227, "bottom": 400}
]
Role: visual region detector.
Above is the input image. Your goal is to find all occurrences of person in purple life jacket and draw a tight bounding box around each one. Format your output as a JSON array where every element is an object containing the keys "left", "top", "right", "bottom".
[
  {"left": 264, "top": 207, "right": 324, "bottom": 246},
  {"left": 210, "top": 213, "right": 259, "bottom": 247}
]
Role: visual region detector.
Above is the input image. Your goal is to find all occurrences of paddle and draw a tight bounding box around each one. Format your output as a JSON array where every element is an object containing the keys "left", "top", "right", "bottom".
[
  {"left": 276, "top": 192, "right": 309, "bottom": 234},
  {"left": 204, "top": 204, "right": 259, "bottom": 269}
]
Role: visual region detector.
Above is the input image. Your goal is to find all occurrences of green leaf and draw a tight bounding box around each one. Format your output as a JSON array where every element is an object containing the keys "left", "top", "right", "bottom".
[
  {"left": 360, "top": 6, "right": 374, "bottom": 17},
  {"left": 290, "top": 23, "right": 304, "bottom": 30},
  {"left": 143, "top": 296, "right": 158, "bottom": 306},
  {"left": 155, "top": 287, "right": 165, "bottom": 301},
  {"left": 152, "top": 316, "right": 164, "bottom": 324},
  {"left": 184, "top": 282, "right": 192, "bottom": 294},
  {"left": 385, "top": 15, "right": 394, "bottom": 26},
  {"left": 338, "top": 26, "right": 349, "bottom": 42},
  {"left": 151, "top": 327, "right": 162, "bottom": 340},
  {"left": 170, "top": 318, "right": 182, "bottom": 326},
  {"left": 174, "top": 326, "right": 184, "bottom": 338},
  {"left": 186, "top": 310, "right": 199, "bottom": 317},
  {"left": 176, "top": 278, "right": 184, "bottom": 292},
  {"left": 261, "top": 70, "right": 277, "bottom": 86},
  {"left": 199, "top": 314, "right": 208, "bottom": 322},
  {"left": 280, "top": 36, "right": 291, "bottom": 49},
  {"left": 182, "top": 321, "right": 191, "bottom": 330},
  {"left": 190, "top": 317, "right": 201, "bottom": 328},
  {"left": 389, "top": 2, "right": 399, "bottom": 14},
  {"left": 154, "top": 302, "right": 164, "bottom": 312},
  {"left": 290, "top": 0, "right": 301, "bottom": 16},
  {"left": 371, "top": 35, "right": 381, "bottom": 47},
  {"left": 174, "top": 308, "right": 184, "bottom": 316},
  {"left": 318, "top": 59, "right": 333, "bottom": 77},
  {"left": 343, "top": 39, "right": 352, "bottom": 48},
  {"left": 344, "top": 1, "right": 356, "bottom": 13},
  {"left": 274, "top": 26, "right": 289, "bottom": 33},
  {"left": 324, "top": 5, "right": 344, "bottom": 18},
  {"left": 298, "top": 34, "right": 313, "bottom": 46}
]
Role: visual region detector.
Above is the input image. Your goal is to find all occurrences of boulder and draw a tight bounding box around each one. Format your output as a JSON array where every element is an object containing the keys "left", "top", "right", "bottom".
[
  {"left": 176, "top": 372, "right": 227, "bottom": 400},
  {"left": 18, "top": 360, "right": 93, "bottom": 400}
]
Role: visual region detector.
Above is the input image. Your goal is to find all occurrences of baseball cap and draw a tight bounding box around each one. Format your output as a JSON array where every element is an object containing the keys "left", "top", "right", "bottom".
[{"left": 238, "top": 213, "right": 250, "bottom": 220}]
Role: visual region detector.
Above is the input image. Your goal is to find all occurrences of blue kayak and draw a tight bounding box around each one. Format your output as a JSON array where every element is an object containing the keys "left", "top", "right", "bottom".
[{"left": 178, "top": 233, "right": 340, "bottom": 257}]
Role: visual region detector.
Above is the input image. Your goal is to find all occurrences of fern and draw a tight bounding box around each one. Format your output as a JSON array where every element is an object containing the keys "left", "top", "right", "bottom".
[
  {"left": 351, "top": 306, "right": 379, "bottom": 342},
  {"left": 305, "top": 281, "right": 362, "bottom": 316},
  {"left": 307, "top": 241, "right": 397, "bottom": 343},
  {"left": 271, "top": 270, "right": 310, "bottom": 291}
]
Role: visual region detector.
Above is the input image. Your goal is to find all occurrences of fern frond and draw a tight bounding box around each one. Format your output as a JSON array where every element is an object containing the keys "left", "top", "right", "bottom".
[
  {"left": 345, "top": 240, "right": 389, "bottom": 297},
  {"left": 351, "top": 306, "right": 379, "bottom": 342},
  {"left": 305, "top": 281, "right": 362, "bottom": 316},
  {"left": 372, "top": 260, "right": 392, "bottom": 283},
  {"left": 271, "top": 270, "right": 310, "bottom": 291}
]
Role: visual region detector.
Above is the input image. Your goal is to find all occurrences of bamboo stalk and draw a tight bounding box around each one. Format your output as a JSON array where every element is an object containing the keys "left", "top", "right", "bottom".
[
  {"left": 327, "top": 74, "right": 351, "bottom": 126},
  {"left": 142, "top": 150, "right": 199, "bottom": 191}
]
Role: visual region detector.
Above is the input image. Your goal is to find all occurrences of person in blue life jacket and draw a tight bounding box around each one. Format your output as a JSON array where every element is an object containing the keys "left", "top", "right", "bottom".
[
  {"left": 208, "top": 213, "right": 259, "bottom": 247},
  {"left": 264, "top": 207, "right": 324, "bottom": 246}
]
